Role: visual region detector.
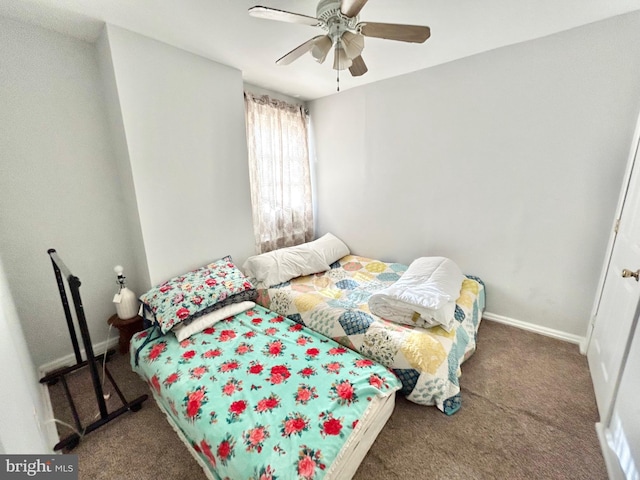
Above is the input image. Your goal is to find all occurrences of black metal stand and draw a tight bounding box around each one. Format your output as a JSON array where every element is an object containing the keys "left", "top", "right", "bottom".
[{"left": 40, "top": 249, "right": 148, "bottom": 451}]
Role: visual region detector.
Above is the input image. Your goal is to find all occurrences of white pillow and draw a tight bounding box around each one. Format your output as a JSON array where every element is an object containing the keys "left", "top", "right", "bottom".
[
  {"left": 242, "top": 244, "right": 329, "bottom": 288},
  {"left": 307, "top": 233, "right": 350, "bottom": 265},
  {"left": 172, "top": 301, "right": 255, "bottom": 342},
  {"left": 242, "top": 233, "right": 351, "bottom": 288}
]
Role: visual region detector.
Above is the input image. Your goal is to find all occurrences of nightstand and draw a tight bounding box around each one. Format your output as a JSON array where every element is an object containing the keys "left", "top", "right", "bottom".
[{"left": 108, "top": 314, "right": 144, "bottom": 354}]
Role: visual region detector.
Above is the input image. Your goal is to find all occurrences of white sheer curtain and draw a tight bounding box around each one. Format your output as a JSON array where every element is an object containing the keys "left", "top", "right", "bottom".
[{"left": 244, "top": 92, "right": 314, "bottom": 253}]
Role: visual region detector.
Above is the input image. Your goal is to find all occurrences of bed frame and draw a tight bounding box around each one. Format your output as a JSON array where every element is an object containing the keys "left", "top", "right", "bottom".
[{"left": 39, "top": 249, "right": 148, "bottom": 451}]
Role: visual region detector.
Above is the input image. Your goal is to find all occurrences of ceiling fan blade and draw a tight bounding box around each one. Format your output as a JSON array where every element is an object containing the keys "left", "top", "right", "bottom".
[
  {"left": 359, "top": 22, "right": 431, "bottom": 43},
  {"left": 277, "top": 35, "right": 326, "bottom": 65},
  {"left": 333, "top": 46, "right": 353, "bottom": 71},
  {"left": 340, "top": 0, "right": 368, "bottom": 18},
  {"left": 248, "top": 6, "right": 322, "bottom": 27},
  {"left": 349, "top": 55, "right": 368, "bottom": 76},
  {"left": 310, "top": 35, "right": 333, "bottom": 64},
  {"left": 341, "top": 31, "right": 364, "bottom": 60}
]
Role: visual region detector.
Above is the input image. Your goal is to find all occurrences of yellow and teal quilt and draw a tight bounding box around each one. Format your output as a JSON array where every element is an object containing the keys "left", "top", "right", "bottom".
[{"left": 255, "top": 255, "right": 485, "bottom": 415}]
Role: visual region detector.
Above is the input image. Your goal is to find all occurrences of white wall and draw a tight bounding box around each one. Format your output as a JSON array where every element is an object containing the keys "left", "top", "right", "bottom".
[
  {"left": 0, "top": 16, "right": 147, "bottom": 367},
  {"left": 309, "top": 12, "right": 640, "bottom": 338},
  {"left": 103, "top": 25, "right": 255, "bottom": 285},
  {"left": 96, "top": 27, "right": 150, "bottom": 292},
  {"left": 0, "top": 256, "right": 52, "bottom": 453}
]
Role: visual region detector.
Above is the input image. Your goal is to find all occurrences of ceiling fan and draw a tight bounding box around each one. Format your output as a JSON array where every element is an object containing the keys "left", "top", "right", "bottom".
[{"left": 248, "top": 0, "right": 431, "bottom": 79}]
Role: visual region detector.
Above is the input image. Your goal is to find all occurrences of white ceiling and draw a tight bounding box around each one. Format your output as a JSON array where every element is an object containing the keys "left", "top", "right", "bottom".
[{"left": 2, "top": 0, "right": 640, "bottom": 101}]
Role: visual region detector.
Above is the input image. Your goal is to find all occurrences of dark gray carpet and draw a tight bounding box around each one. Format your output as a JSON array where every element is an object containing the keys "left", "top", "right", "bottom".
[{"left": 47, "top": 320, "right": 607, "bottom": 479}]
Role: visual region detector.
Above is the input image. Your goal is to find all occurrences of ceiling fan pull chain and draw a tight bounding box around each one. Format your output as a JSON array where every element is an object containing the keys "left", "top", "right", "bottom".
[{"left": 336, "top": 29, "right": 341, "bottom": 91}]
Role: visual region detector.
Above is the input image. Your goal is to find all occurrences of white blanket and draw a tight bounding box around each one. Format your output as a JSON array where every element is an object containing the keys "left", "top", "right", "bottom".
[{"left": 368, "top": 257, "right": 464, "bottom": 331}]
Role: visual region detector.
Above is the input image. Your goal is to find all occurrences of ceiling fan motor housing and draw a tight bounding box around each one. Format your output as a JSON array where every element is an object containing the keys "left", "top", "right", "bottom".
[{"left": 316, "top": 0, "right": 360, "bottom": 35}]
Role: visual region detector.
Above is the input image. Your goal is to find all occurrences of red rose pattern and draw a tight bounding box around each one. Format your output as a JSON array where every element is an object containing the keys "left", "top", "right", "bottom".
[
  {"left": 355, "top": 358, "right": 374, "bottom": 368},
  {"left": 322, "top": 361, "right": 342, "bottom": 374},
  {"left": 189, "top": 365, "right": 209, "bottom": 379},
  {"left": 322, "top": 418, "right": 342, "bottom": 436},
  {"left": 221, "top": 378, "right": 242, "bottom": 396},
  {"left": 319, "top": 411, "right": 344, "bottom": 438},
  {"left": 330, "top": 379, "right": 358, "bottom": 406},
  {"left": 200, "top": 440, "right": 216, "bottom": 468},
  {"left": 298, "top": 366, "right": 316, "bottom": 378},
  {"left": 203, "top": 348, "right": 223, "bottom": 359},
  {"left": 296, "top": 335, "right": 311, "bottom": 346},
  {"left": 150, "top": 374, "right": 161, "bottom": 394},
  {"left": 219, "top": 360, "right": 240, "bottom": 373},
  {"left": 217, "top": 433, "right": 236, "bottom": 466},
  {"left": 255, "top": 394, "right": 280, "bottom": 414},
  {"left": 219, "top": 330, "right": 236, "bottom": 342},
  {"left": 235, "top": 343, "right": 253, "bottom": 355},
  {"left": 281, "top": 412, "right": 310, "bottom": 438},
  {"left": 305, "top": 348, "right": 320, "bottom": 360},
  {"left": 184, "top": 386, "right": 208, "bottom": 422},
  {"left": 297, "top": 446, "right": 325, "bottom": 480},
  {"left": 163, "top": 372, "right": 180, "bottom": 388},
  {"left": 243, "top": 424, "right": 270, "bottom": 453},
  {"left": 146, "top": 341, "right": 167, "bottom": 362},
  {"left": 180, "top": 350, "right": 196, "bottom": 364},
  {"left": 295, "top": 384, "right": 318, "bottom": 405},
  {"left": 263, "top": 340, "right": 285, "bottom": 357},
  {"left": 268, "top": 365, "right": 291, "bottom": 385},
  {"left": 369, "top": 374, "right": 384, "bottom": 389},
  {"left": 248, "top": 361, "right": 264, "bottom": 375}
]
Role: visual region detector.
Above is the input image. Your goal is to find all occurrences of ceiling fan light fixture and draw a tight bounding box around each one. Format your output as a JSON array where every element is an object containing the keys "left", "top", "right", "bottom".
[
  {"left": 311, "top": 35, "right": 333, "bottom": 63},
  {"left": 341, "top": 31, "right": 364, "bottom": 59},
  {"left": 333, "top": 45, "right": 352, "bottom": 71}
]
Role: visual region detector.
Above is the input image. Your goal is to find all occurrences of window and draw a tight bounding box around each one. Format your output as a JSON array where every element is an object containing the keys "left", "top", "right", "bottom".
[{"left": 244, "top": 92, "right": 314, "bottom": 253}]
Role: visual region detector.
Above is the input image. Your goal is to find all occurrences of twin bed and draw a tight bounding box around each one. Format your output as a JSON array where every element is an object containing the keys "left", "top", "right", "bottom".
[{"left": 131, "top": 238, "right": 485, "bottom": 479}]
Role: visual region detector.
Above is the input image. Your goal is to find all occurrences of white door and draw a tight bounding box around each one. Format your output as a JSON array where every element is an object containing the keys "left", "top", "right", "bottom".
[{"left": 587, "top": 129, "right": 640, "bottom": 418}]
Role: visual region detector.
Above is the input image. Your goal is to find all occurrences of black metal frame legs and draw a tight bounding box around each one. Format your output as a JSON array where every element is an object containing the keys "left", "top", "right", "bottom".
[{"left": 40, "top": 249, "right": 148, "bottom": 451}]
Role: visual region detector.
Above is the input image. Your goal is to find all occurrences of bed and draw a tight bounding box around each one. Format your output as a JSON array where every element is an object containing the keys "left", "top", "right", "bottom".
[
  {"left": 131, "top": 257, "right": 401, "bottom": 480},
  {"left": 253, "top": 254, "right": 485, "bottom": 415}
]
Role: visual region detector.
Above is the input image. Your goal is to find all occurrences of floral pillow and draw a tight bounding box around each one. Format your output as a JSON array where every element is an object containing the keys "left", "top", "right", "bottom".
[{"left": 140, "top": 256, "right": 256, "bottom": 334}]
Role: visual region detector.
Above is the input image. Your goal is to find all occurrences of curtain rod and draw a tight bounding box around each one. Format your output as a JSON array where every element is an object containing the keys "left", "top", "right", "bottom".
[{"left": 244, "top": 91, "right": 309, "bottom": 115}]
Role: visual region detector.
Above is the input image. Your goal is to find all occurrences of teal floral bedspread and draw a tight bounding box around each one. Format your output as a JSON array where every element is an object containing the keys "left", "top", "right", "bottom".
[
  {"left": 255, "top": 255, "right": 485, "bottom": 415},
  {"left": 131, "top": 305, "right": 401, "bottom": 480}
]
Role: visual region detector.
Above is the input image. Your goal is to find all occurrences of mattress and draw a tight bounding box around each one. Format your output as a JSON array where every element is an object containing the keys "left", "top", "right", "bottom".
[
  {"left": 255, "top": 255, "right": 486, "bottom": 415},
  {"left": 130, "top": 304, "right": 401, "bottom": 480}
]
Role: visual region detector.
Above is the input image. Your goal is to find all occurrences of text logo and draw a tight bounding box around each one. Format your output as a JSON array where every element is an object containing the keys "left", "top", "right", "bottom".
[{"left": 1, "top": 455, "right": 78, "bottom": 479}]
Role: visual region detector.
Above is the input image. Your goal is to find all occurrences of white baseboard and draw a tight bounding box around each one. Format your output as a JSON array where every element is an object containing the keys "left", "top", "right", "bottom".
[
  {"left": 38, "top": 335, "right": 119, "bottom": 377},
  {"left": 483, "top": 311, "right": 585, "bottom": 347}
]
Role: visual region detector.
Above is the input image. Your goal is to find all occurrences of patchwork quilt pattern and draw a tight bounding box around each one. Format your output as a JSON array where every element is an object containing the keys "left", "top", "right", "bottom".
[{"left": 255, "top": 255, "right": 485, "bottom": 414}]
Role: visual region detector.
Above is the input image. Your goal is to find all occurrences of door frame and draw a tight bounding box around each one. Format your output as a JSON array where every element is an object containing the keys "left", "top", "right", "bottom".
[{"left": 583, "top": 112, "right": 640, "bottom": 354}]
